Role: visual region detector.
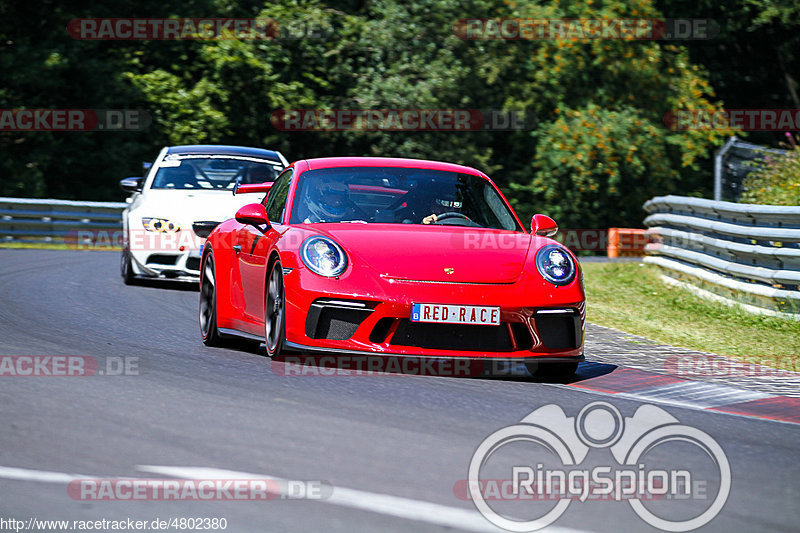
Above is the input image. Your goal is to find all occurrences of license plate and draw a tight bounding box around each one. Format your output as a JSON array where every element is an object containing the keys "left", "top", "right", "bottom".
[{"left": 411, "top": 303, "right": 500, "bottom": 325}]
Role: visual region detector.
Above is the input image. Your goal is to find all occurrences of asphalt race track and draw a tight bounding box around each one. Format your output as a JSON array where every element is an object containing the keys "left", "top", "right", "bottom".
[{"left": 0, "top": 249, "right": 798, "bottom": 532}]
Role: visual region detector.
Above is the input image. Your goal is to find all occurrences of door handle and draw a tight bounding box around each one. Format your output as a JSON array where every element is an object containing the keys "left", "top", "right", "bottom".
[{"left": 233, "top": 245, "right": 241, "bottom": 254}]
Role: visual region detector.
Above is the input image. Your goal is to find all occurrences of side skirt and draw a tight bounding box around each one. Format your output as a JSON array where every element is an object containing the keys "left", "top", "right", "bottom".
[{"left": 218, "top": 327, "right": 265, "bottom": 343}]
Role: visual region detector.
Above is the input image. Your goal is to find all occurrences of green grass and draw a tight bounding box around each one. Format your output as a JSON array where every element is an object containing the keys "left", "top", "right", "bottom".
[{"left": 582, "top": 262, "right": 800, "bottom": 371}]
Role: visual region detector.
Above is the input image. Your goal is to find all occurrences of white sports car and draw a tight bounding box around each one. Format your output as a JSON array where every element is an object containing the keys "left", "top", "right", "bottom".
[{"left": 120, "top": 145, "right": 287, "bottom": 283}]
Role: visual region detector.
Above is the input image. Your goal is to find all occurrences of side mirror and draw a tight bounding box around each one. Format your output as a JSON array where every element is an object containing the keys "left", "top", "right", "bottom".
[
  {"left": 531, "top": 214, "right": 558, "bottom": 237},
  {"left": 235, "top": 203, "right": 270, "bottom": 228},
  {"left": 120, "top": 177, "right": 143, "bottom": 192}
]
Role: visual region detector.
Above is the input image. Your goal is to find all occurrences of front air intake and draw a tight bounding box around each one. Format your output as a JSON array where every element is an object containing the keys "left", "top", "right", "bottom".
[
  {"left": 533, "top": 309, "right": 582, "bottom": 350},
  {"left": 305, "top": 299, "right": 375, "bottom": 340}
]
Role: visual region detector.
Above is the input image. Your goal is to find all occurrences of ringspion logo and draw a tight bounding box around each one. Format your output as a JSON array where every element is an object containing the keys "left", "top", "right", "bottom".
[{"left": 467, "top": 402, "right": 730, "bottom": 531}]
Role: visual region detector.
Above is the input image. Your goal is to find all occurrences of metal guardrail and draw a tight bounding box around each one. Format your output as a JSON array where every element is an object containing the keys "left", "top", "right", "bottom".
[
  {"left": 643, "top": 195, "right": 800, "bottom": 318},
  {"left": 0, "top": 197, "right": 125, "bottom": 244}
]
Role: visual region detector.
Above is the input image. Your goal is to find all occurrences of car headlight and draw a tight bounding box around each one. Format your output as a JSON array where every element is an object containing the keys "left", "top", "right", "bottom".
[
  {"left": 142, "top": 217, "right": 180, "bottom": 233},
  {"left": 301, "top": 236, "right": 348, "bottom": 277},
  {"left": 535, "top": 245, "right": 576, "bottom": 286}
]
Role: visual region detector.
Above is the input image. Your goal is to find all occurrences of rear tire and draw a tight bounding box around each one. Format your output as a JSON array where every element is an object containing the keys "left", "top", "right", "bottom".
[
  {"left": 200, "top": 252, "right": 224, "bottom": 346},
  {"left": 525, "top": 362, "right": 578, "bottom": 379},
  {"left": 264, "top": 259, "right": 286, "bottom": 358}
]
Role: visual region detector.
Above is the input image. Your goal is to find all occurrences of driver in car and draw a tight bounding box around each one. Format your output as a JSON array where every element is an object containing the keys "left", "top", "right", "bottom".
[
  {"left": 422, "top": 195, "right": 464, "bottom": 224},
  {"left": 300, "top": 177, "right": 366, "bottom": 223}
]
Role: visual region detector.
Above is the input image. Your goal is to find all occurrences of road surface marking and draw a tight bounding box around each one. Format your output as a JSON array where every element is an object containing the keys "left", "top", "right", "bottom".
[
  {"left": 0, "top": 465, "right": 93, "bottom": 483},
  {"left": 0, "top": 464, "right": 590, "bottom": 533},
  {"left": 138, "top": 465, "right": 589, "bottom": 533}
]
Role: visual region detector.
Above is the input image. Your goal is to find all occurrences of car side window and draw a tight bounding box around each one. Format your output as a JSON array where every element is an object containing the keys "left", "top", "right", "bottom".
[{"left": 265, "top": 169, "right": 293, "bottom": 224}]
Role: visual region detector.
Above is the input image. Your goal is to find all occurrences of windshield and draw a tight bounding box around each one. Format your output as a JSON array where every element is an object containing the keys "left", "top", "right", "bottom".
[
  {"left": 290, "top": 167, "right": 521, "bottom": 230},
  {"left": 150, "top": 155, "right": 283, "bottom": 190}
]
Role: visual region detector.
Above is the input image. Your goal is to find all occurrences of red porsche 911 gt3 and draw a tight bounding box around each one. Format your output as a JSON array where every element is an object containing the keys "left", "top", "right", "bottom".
[{"left": 199, "top": 157, "right": 585, "bottom": 376}]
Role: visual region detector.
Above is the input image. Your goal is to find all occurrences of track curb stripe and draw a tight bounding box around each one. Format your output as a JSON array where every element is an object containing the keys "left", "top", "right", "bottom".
[
  {"left": 709, "top": 396, "right": 800, "bottom": 424},
  {"left": 570, "top": 367, "right": 685, "bottom": 393},
  {"left": 569, "top": 364, "right": 799, "bottom": 424}
]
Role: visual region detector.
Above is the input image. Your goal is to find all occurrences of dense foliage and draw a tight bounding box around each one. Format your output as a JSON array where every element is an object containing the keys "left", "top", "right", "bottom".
[
  {"left": 740, "top": 140, "right": 800, "bottom": 205},
  {"left": 1, "top": 0, "right": 797, "bottom": 227}
]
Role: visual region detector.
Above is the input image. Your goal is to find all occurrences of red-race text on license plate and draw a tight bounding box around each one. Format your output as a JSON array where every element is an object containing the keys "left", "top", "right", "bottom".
[{"left": 411, "top": 303, "right": 500, "bottom": 325}]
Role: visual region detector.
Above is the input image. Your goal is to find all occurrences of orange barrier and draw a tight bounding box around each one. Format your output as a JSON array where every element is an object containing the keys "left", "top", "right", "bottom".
[{"left": 607, "top": 228, "right": 647, "bottom": 258}]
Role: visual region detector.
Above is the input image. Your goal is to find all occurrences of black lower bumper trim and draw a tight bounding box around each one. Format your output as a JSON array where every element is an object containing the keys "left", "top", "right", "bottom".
[{"left": 283, "top": 340, "right": 584, "bottom": 365}]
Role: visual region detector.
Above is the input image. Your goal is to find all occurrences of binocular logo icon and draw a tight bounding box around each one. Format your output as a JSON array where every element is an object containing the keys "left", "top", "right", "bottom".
[{"left": 468, "top": 401, "right": 730, "bottom": 532}]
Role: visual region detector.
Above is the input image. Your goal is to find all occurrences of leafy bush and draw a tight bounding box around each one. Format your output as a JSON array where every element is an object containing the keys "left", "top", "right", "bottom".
[
  {"left": 740, "top": 141, "right": 800, "bottom": 205},
  {"left": 510, "top": 103, "right": 731, "bottom": 228}
]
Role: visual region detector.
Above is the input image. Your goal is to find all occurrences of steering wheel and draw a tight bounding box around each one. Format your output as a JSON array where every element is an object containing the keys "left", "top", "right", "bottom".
[{"left": 433, "top": 212, "right": 471, "bottom": 223}]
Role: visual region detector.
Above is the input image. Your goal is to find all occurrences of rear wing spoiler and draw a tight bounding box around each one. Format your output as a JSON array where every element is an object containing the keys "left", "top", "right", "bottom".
[{"left": 232, "top": 178, "right": 274, "bottom": 196}]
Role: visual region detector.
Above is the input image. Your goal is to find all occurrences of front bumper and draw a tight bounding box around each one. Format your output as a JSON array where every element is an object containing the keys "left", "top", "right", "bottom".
[
  {"left": 130, "top": 246, "right": 203, "bottom": 280},
  {"left": 283, "top": 267, "right": 586, "bottom": 360}
]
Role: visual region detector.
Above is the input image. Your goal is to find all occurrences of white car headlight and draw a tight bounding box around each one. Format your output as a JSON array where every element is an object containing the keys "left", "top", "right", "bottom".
[
  {"left": 301, "top": 236, "right": 347, "bottom": 277},
  {"left": 142, "top": 217, "right": 180, "bottom": 233},
  {"left": 535, "top": 245, "right": 576, "bottom": 286}
]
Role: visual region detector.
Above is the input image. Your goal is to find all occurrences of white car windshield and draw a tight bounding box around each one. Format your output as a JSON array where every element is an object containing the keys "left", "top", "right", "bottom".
[{"left": 151, "top": 156, "right": 283, "bottom": 190}]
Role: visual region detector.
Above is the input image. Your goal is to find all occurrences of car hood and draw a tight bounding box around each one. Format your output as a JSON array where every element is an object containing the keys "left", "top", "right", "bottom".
[
  {"left": 316, "top": 224, "right": 533, "bottom": 283},
  {"left": 134, "top": 189, "right": 258, "bottom": 225}
]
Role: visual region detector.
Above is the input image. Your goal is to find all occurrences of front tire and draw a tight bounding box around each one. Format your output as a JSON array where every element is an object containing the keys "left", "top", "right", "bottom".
[
  {"left": 264, "top": 259, "right": 286, "bottom": 358},
  {"left": 200, "top": 252, "right": 223, "bottom": 346},
  {"left": 120, "top": 249, "right": 136, "bottom": 285}
]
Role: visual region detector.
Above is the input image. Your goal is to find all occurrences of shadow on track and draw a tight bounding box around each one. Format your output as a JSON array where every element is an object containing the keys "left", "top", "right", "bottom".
[
  {"left": 127, "top": 278, "right": 199, "bottom": 292},
  {"left": 261, "top": 352, "right": 618, "bottom": 385}
]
